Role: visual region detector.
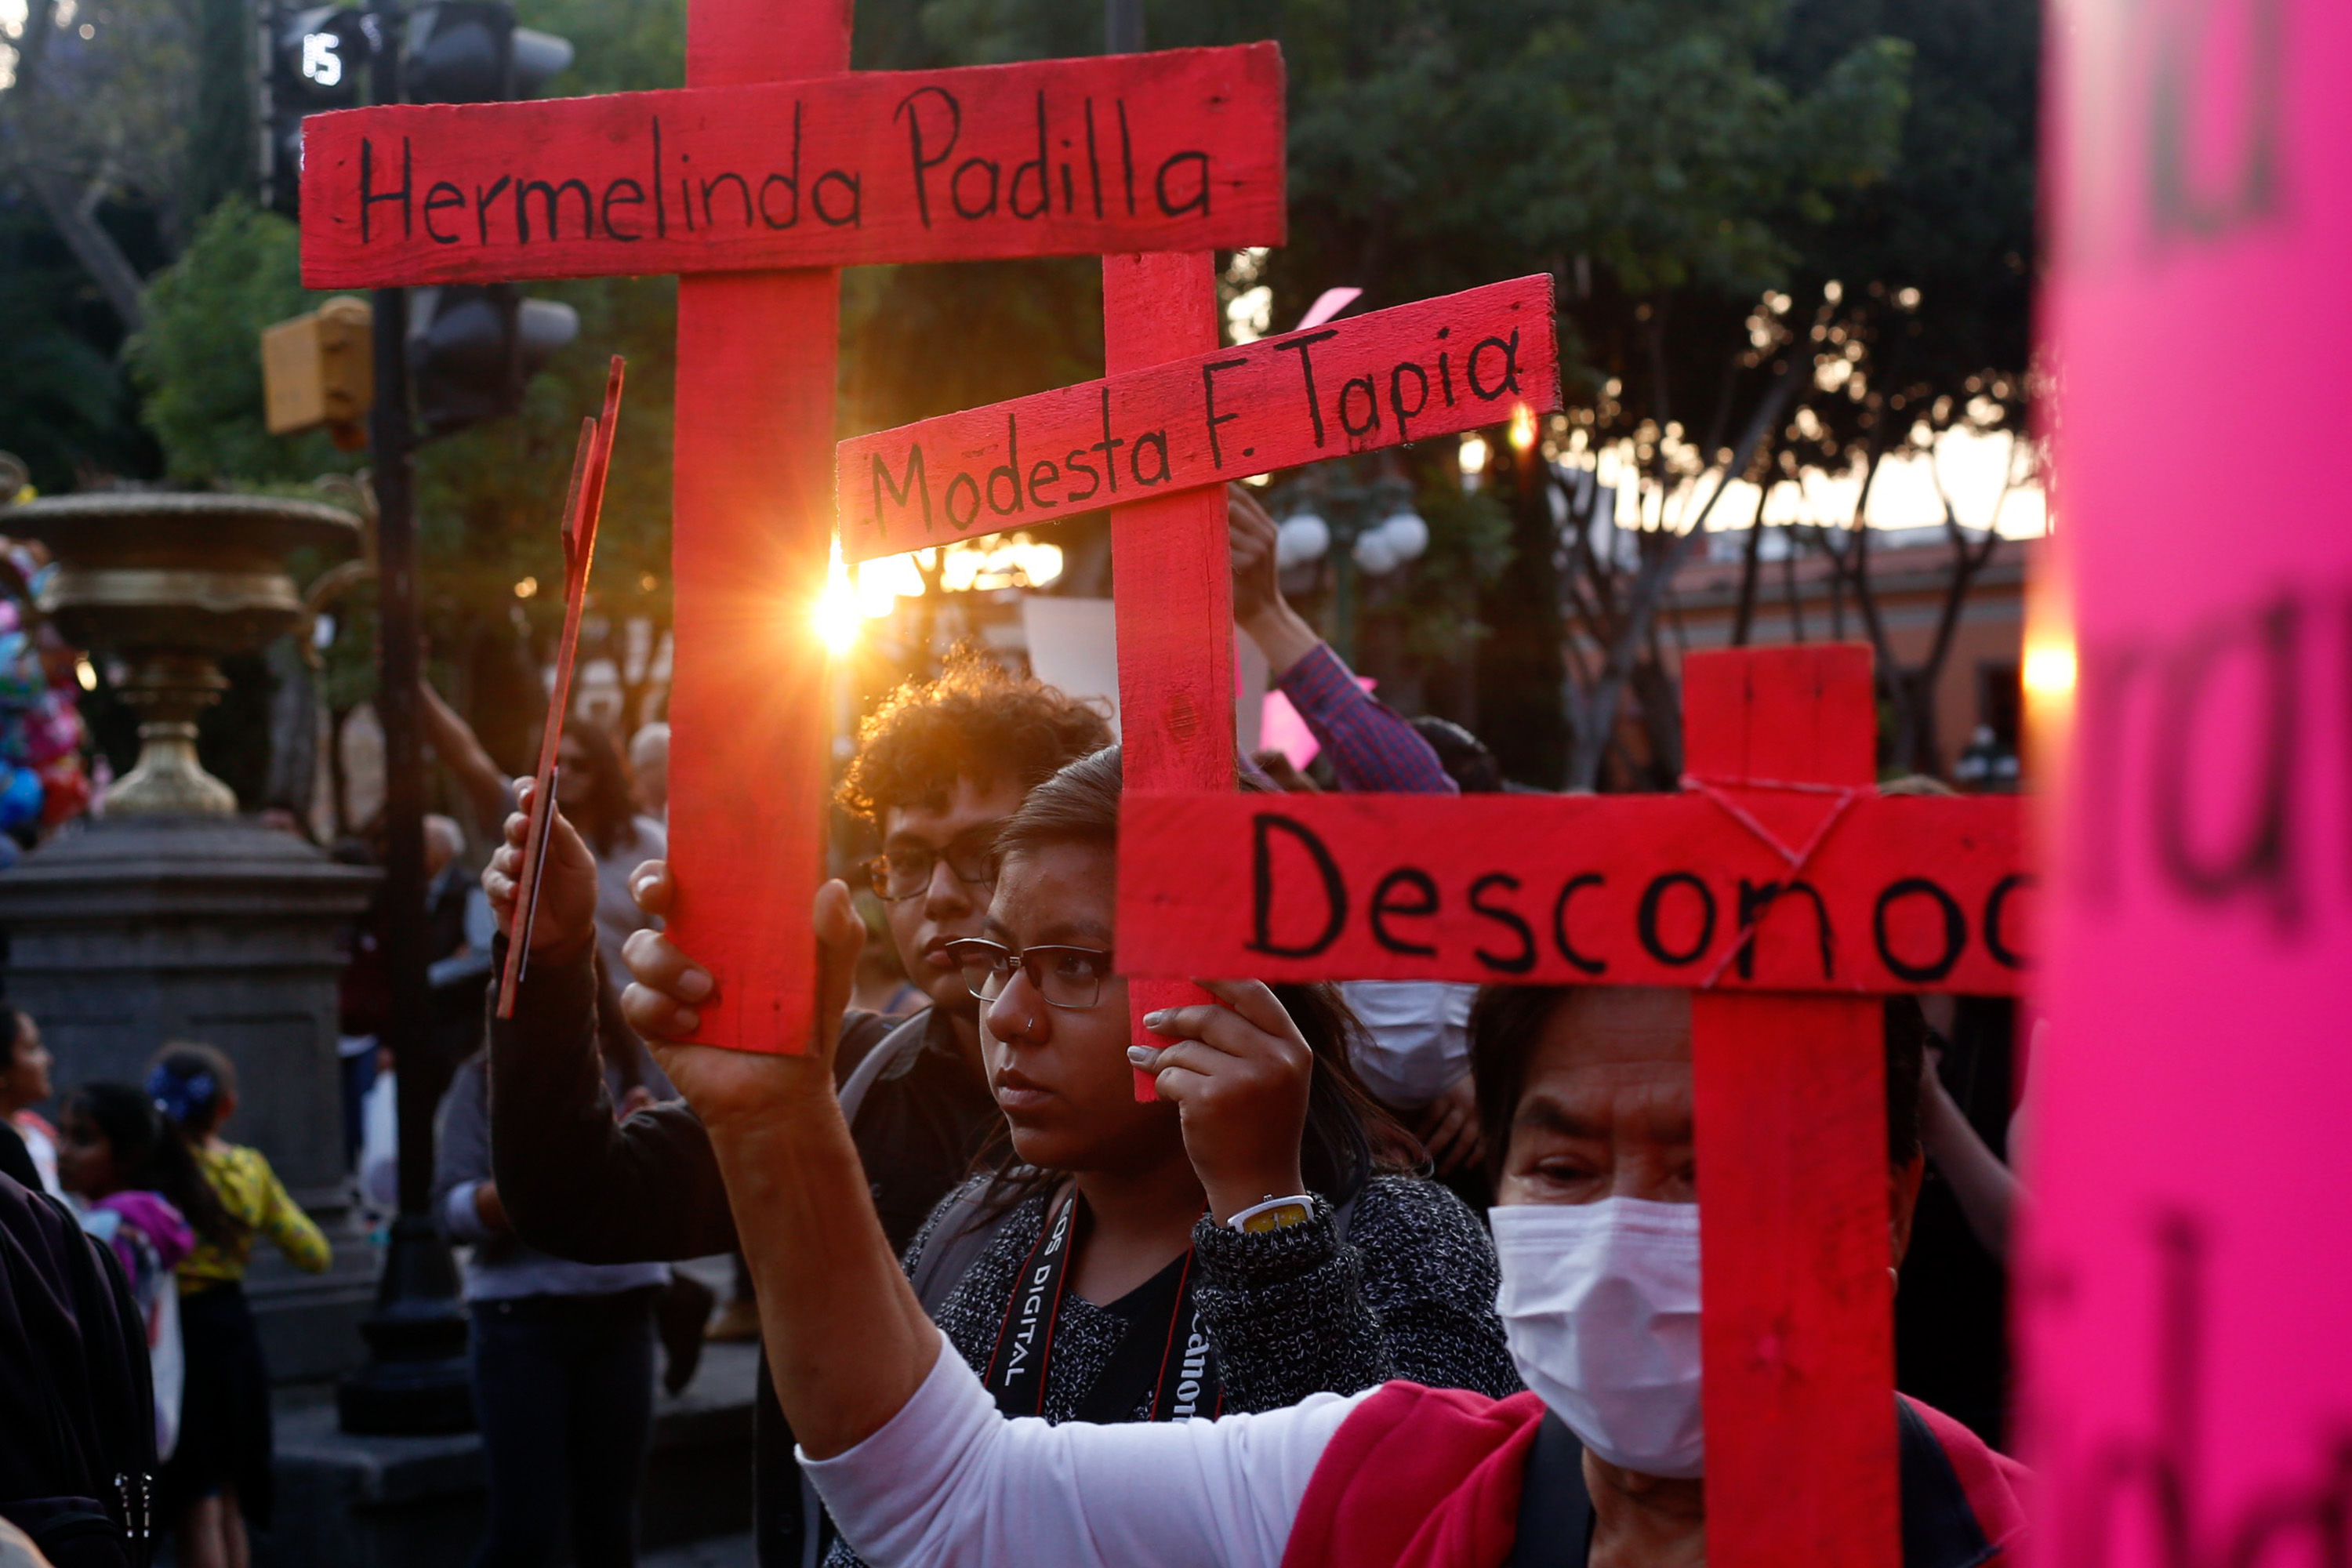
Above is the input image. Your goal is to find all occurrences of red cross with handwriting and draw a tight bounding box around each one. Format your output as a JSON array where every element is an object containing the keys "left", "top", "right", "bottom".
[
  {"left": 838, "top": 285, "right": 2025, "bottom": 1563},
  {"left": 299, "top": 11, "right": 1284, "bottom": 1049}
]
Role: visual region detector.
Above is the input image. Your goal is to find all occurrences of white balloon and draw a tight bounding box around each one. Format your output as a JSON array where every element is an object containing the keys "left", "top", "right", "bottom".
[
  {"left": 1353, "top": 531, "right": 1403, "bottom": 575},
  {"left": 1378, "top": 511, "right": 1429, "bottom": 562},
  {"left": 1276, "top": 513, "right": 1331, "bottom": 568}
]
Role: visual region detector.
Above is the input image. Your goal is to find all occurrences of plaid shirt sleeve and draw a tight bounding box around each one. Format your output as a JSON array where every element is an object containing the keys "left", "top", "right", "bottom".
[{"left": 1276, "top": 641, "right": 1457, "bottom": 796}]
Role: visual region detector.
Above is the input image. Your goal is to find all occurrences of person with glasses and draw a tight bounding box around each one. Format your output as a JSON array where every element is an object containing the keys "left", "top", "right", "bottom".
[
  {"left": 619, "top": 746, "right": 1520, "bottom": 1568},
  {"left": 478, "top": 650, "right": 1110, "bottom": 1568}
]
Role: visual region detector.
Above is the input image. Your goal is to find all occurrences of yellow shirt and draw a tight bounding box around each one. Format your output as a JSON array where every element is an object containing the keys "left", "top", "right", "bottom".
[{"left": 179, "top": 1143, "right": 332, "bottom": 1292}]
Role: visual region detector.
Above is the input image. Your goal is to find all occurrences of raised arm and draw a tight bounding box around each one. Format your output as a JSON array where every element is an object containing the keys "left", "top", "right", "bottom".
[
  {"left": 1229, "top": 485, "right": 1455, "bottom": 796},
  {"left": 480, "top": 783, "right": 738, "bottom": 1262},
  {"left": 622, "top": 880, "right": 1358, "bottom": 1567},
  {"left": 619, "top": 877, "right": 938, "bottom": 1457},
  {"left": 422, "top": 680, "right": 514, "bottom": 833}
]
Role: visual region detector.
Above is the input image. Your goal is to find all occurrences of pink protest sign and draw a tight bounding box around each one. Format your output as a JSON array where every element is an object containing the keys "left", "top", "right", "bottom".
[{"left": 2024, "top": 3, "right": 2352, "bottom": 1563}]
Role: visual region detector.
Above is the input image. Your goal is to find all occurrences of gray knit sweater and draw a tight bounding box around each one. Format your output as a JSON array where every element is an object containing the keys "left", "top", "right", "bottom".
[{"left": 822, "top": 1171, "right": 1519, "bottom": 1566}]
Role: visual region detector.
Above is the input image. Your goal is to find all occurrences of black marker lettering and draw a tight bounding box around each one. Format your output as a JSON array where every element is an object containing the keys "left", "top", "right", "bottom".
[
  {"left": 359, "top": 137, "right": 413, "bottom": 243},
  {"left": 1130, "top": 430, "right": 1170, "bottom": 486},
  {"left": 1156, "top": 151, "right": 1210, "bottom": 218},
  {"left": 1550, "top": 873, "right": 1607, "bottom": 975},
  {"left": 600, "top": 179, "right": 646, "bottom": 241},
  {"left": 1339, "top": 375, "right": 1381, "bottom": 440},
  {"left": 758, "top": 102, "right": 801, "bottom": 229},
  {"left": 813, "top": 169, "right": 860, "bottom": 227},
  {"left": 986, "top": 415, "right": 1025, "bottom": 517},
  {"left": 1117, "top": 99, "right": 1136, "bottom": 216},
  {"left": 952, "top": 158, "right": 1000, "bottom": 220},
  {"left": 895, "top": 85, "right": 960, "bottom": 230},
  {"left": 1874, "top": 878, "right": 1967, "bottom": 984},
  {"left": 1026, "top": 458, "right": 1062, "bottom": 509},
  {"left": 1063, "top": 448, "right": 1102, "bottom": 503},
  {"left": 1247, "top": 814, "right": 1349, "bottom": 960},
  {"left": 1733, "top": 880, "right": 1834, "bottom": 982},
  {"left": 944, "top": 472, "right": 982, "bottom": 532},
  {"left": 869, "top": 446, "right": 931, "bottom": 539},
  {"left": 1389, "top": 362, "right": 1430, "bottom": 440},
  {"left": 1201, "top": 356, "right": 1248, "bottom": 468},
  {"left": 1637, "top": 873, "right": 1715, "bottom": 966},
  {"left": 423, "top": 181, "right": 465, "bottom": 244},
  {"left": 701, "top": 172, "right": 753, "bottom": 230},
  {"left": 1011, "top": 92, "right": 1051, "bottom": 220},
  {"left": 474, "top": 176, "right": 511, "bottom": 245},
  {"left": 517, "top": 176, "right": 593, "bottom": 242},
  {"left": 1272, "top": 329, "right": 1341, "bottom": 448},
  {"left": 1468, "top": 328, "right": 1524, "bottom": 401},
  {"left": 1468, "top": 873, "right": 1537, "bottom": 974},
  {"left": 1091, "top": 389, "right": 1125, "bottom": 494},
  {"left": 1083, "top": 99, "right": 1104, "bottom": 220},
  {"left": 1368, "top": 869, "right": 1439, "bottom": 956},
  {"left": 1984, "top": 873, "right": 2033, "bottom": 970}
]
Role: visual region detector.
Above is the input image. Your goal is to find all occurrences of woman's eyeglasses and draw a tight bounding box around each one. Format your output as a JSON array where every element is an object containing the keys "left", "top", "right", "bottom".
[
  {"left": 944, "top": 938, "right": 1117, "bottom": 1011},
  {"left": 866, "top": 832, "right": 1000, "bottom": 902}
]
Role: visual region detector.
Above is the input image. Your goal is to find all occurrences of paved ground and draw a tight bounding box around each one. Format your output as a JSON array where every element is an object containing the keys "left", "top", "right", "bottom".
[{"left": 643, "top": 1534, "right": 757, "bottom": 1566}]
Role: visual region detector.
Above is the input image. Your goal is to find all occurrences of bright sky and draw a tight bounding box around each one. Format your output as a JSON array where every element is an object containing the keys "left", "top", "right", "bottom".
[{"left": 1591, "top": 426, "right": 2047, "bottom": 541}]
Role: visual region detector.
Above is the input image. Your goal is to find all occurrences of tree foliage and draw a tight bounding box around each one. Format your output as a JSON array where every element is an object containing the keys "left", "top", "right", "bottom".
[{"left": 126, "top": 199, "right": 361, "bottom": 486}]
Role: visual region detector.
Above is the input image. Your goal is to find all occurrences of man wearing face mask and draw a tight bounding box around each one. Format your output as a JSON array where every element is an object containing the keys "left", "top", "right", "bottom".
[{"left": 628, "top": 890, "right": 2030, "bottom": 1568}]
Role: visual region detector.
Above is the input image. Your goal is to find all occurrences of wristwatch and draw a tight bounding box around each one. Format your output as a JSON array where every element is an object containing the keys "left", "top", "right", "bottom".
[{"left": 1229, "top": 1193, "right": 1315, "bottom": 1234}]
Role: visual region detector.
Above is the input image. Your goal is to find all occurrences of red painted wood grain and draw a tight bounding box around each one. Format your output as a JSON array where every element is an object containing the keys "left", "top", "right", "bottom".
[
  {"left": 1683, "top": 644, "right": 1899, "bottom": 1568},
  {"left": 837, "top": 274, "right": 1560, "bottom": 561},
  {"left": 1103, "top": 250, "right": 1234, "bottom": 1099},
  {"left": 658, "top": 0, "right": 851, "bottom": 1054},
  {"left": 299, "top": 45, "right": 1285, "bottom": 287}
]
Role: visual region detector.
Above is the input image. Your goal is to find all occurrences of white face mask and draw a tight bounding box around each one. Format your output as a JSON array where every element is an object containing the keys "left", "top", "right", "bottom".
[{"left": 1490, "top": 1198, "right": 1705, "bottom": 1479}]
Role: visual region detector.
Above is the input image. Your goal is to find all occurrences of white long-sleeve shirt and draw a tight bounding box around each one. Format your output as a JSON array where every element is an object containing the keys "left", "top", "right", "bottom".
[{"left": 800, "top": 1329, "right": 1370, "bottom": 1568}]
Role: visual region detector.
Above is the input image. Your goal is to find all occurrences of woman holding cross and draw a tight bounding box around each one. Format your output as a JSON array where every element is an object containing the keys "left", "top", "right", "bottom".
[
  {"left": 604, "top": 750, "right": 1517, "bottom": 1464},
  {"left": 609, "top": 852, "right": 2030, "bottom": 1566}
]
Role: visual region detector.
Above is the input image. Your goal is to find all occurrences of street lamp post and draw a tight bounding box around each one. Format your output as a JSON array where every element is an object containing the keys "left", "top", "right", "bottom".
[{"left": 1269, "top": 466, "right": 1428, "bottom": 666}]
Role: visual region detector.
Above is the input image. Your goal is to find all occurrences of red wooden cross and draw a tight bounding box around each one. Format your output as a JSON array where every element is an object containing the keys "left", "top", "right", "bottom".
[
  {"left": 837, "top": 274, "right": 1562, "bottom": 1072},
  {"left": 299, "top": 20, "right": 1287, "bottom": 1051},
  {"left": 1123, "top": 641, "right": 2027, "bottom": 1568}
]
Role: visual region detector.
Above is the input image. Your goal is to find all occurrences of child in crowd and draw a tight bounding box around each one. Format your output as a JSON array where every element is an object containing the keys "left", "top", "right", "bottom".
[
  {"left": 0, "top": 1005, "right": 59, "bottom": 1196},
  {"left": 53, "top": 1082, "right": 203, "bottom": 1463},
  {"left": 146, "top": 1044, "right": 332, "bottom": 1568}
]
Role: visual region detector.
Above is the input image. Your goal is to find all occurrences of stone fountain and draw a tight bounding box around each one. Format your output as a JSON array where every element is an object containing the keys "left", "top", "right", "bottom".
[{"left": 0, "top": 492, "right": 383, "bottom": 1381}]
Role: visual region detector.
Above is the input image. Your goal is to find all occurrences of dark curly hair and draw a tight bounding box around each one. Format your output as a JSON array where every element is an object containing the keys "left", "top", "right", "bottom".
[{"left": 835, "top": 647, "right": 1113, "bottom": 833}]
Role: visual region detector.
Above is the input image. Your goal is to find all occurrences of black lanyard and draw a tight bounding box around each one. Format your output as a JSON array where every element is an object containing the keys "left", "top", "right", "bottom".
[{"left": 982, "top": 1185, "right": 1224, "bottom": 1423}]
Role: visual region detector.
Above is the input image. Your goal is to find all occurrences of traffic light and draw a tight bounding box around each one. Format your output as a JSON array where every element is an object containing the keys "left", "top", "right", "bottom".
[
  {"left": 401, "top": 2, "right": 573, "bottom": 103},
  {"left": 263, "top": 6, "right": 373, "bottom": 216},
  {"left": 260, "top": 3, "right": 578, "bottom": 433},
  {"left": 261, "top": 295, "right": 375, "bottom": 448},
  {"left": 408, "top": 285, "right": 579, "bottom": 437}
]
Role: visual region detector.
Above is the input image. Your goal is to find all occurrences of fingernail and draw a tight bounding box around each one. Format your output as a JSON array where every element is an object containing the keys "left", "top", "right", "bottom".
[
  {"left": 1125, "top": 1045, "right": 1157, "bottom": 1065},
  {"left": 678, "top": 969, "right": 713, "bottom": 1002},
  {"left": 676, "top": 1008, "right": 699, "bottom": 1033},
  {"left": 1142, "top": 1011, "right": 1168, "bottom": 1029}
]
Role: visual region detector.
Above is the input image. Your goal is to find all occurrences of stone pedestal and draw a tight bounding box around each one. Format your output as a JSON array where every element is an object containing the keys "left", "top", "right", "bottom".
[{"left": 0, "top": 814, "right": 381, "bottom": 1380}]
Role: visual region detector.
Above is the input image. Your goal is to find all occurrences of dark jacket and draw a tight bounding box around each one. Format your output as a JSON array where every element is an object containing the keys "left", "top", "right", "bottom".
[
  {"left": 485, "top": 944, "right": 998, "bottom": 1566},
  {"left": 0, "top": 1172, "right": 158, "bottom": 1568}
]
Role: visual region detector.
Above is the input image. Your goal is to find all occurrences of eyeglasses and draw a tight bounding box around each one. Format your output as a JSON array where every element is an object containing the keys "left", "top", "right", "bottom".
[
  {"left": 866, "top": 831, "right": 1000, "bottom": 902},
  {"left": 945, "top": 938, "right": 1118, "bottom": 1011}
]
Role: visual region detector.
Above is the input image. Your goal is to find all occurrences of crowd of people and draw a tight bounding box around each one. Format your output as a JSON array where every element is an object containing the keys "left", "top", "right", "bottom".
[{"left": 0, "top": 487, "right": 2027, "bottom": 1568}]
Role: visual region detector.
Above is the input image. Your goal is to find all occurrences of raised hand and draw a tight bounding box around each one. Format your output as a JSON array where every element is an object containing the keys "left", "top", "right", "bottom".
[
  {"left": 1127, "top": 978, "right": 1312, "bottom": 1224},
  {"left": 482, "top": 775, "right": 600, "bottom": 967},
  {"left": 623, "top": 873, "right": 865, "bottom": 1138}
]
